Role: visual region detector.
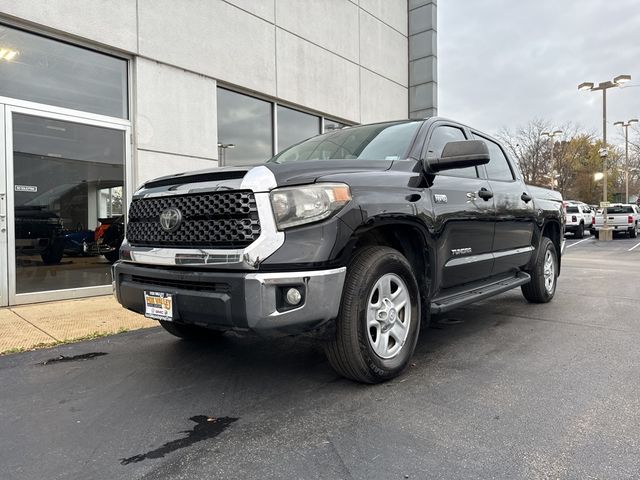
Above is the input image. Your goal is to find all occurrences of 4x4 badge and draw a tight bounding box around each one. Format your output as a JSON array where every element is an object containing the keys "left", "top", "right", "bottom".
[{"left": 159, "top": 207, "right": 182, "bottom": 232}]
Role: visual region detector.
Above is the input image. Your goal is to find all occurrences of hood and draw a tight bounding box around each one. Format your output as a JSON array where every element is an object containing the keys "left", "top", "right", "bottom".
[
  {"left": 134, "top": 160, "right": 392, "bottom": 197},
  {"left": 265, "top": 159, "right": 393, "bottom": 187}
]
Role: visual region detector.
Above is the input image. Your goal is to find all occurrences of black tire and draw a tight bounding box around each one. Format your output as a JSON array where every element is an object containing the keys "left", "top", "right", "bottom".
[
  {"left": 323, "top": 246, "right": 421, "bottom": 384},
  {"left": 594, "top": 231, "right": 599, "bottom": 239},
  {"left": 630, "top": 225, "right": 637, "bottom": 239},
  {"left": 159, "top": 320, "right": 225, "bottom": 340},
  {"left": 41, "top": 240, "right": 64, "bottom": 265},
  {"left": 103, "top": 249, "right": 120, "bottom": 264},
  {"left": 521, "top": 237, "right": 558, "bottom": 303},
  {"left": 575, "top": 223, "right": 584, "bottom": 239}
]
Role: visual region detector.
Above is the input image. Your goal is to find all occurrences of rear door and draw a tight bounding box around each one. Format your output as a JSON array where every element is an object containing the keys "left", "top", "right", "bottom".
[
  {"left": 472, "top": 132, "right": 536, "bottom": 275},
  {"left": 424, "top": 123, "right": 495, "bottom": 289}
]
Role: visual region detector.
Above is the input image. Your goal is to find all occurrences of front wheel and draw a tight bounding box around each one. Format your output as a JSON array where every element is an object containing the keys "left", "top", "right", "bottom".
[
  {"left": 521, "top": 237, "right": 558, "bottom": 303},
  {"left": 323, "top": 246, "right": 421, "bottom": 384}
]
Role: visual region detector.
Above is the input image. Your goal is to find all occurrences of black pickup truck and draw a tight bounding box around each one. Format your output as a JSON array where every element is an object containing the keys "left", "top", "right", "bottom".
[{"left": 113, "top": 118, "right": 564, "bottom": 383}]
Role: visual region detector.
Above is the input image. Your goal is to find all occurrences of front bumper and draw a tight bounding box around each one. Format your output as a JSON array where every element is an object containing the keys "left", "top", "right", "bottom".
[{"left": 112, "top": 261, "right": 346, "bottom": 336}]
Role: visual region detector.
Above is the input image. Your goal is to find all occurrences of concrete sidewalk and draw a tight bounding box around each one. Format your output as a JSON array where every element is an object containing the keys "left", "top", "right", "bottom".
[{"left": 0, "top": 296, "right": 155, "bottom": 354}]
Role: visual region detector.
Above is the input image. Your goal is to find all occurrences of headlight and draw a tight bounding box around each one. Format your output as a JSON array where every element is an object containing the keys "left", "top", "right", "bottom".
[{"left": 270, "top": 183, "right": 351, "bottom": 230}]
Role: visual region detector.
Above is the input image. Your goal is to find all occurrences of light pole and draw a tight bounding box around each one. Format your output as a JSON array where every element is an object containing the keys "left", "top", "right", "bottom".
[
  {"left": 613, "top": 119, "right": 638, "bottom": 203},
  {"left": 540, "top": 130, "right": 563, "bottom": 190},
  {"left": 578, "top": 74, "right": 631, "bottom": 237},
  {"left": 217, "top": 143, "right": 235, "bottom": 167}
]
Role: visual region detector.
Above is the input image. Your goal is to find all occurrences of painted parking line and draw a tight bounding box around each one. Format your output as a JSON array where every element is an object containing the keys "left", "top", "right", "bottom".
[
  {"left": 566, "top": 237, "right": 593, "bottom": 248},
  {"left": 629, "top": 242, "right": 640, "bottom": 252}
]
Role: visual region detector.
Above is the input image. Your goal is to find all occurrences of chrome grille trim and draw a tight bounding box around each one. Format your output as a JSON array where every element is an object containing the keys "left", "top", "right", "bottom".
[{"left": 121, "top": 166, "right": 284, "bottom": 269}]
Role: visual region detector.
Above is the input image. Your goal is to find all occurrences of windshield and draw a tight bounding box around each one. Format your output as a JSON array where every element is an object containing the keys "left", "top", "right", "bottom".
[{"left": 268, "top": 121, "right": 421, "bottom": 164}]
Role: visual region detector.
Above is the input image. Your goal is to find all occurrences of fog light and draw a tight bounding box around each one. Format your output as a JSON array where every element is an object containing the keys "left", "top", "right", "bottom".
[{"left": 285, "top": 287, "right": 302, "bottom": 305}]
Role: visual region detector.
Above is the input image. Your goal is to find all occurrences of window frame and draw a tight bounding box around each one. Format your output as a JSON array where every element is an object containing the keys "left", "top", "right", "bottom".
[
  {"left": 421, "top": 122, "right": 480, "bottom": 179},
  {"left": 471, "top": 131, "right": 516, "bottom": 183}
]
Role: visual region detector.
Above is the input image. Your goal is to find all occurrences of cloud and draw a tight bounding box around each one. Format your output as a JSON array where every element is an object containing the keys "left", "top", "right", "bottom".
[{"left": 439, "top": 0, "right": 640, "bottom": 147}]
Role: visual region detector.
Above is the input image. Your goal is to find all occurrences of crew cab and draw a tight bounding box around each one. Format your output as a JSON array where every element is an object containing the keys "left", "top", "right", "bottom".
[
  {"left": 593, "top": 204, "right": 640, "bottom": 238},
  {"left": 113, "top": 118, "right": 565, "bottom": 383},
  {"left": 564, "top": 202, "right": 593, "bottom": 238}
]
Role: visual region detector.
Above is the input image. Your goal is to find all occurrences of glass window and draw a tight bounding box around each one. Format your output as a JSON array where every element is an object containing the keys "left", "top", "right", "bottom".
[
  {"left": 473, "top": 134, "right": 515, "bottom": 181},
  {"left": 607, "top": 205, "right": 634, "bottom": 214},
  {"left": 426, "top": 126, "right": 478, "bottom": 178},
  {"left": 270, "top": 121, "right": 421, "bottom": 164},
  {"left": 0, "top": 24, "right": 128, "bottom": 118},
  {"left": 12, "top": 113, "right": 125, "bottom": 294},
  {"left": 217, "top": 88, "right": 273, "bottom": 167},
  {"left": 277, "top": 106, "right": 320, "bottom": 152},
  {"left": 566, "top": 206, "right": 579, "bottom": 213}
]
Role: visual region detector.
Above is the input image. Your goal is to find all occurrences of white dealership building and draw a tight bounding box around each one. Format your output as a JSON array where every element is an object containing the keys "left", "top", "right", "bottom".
[{"left": 0, "top": 0, "right": 437, "bottom": 305}]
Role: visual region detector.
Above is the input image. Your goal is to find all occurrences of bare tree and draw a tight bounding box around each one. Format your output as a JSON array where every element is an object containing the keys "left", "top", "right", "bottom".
[{"left": 497, "top": 119, "right": 552, "bottom": 187}]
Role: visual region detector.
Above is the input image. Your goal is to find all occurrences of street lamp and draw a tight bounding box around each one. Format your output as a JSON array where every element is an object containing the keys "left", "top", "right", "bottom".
[
  {"left": 540, "top": 130, "right": 563, "bottom": 190},
  {"left": 613, "top": 118, "right": 638, "bottom": 203},
  {"left": 578, "top": 74, "right": 631, "bottom": 235},
  {"left": 217, "top": 143, "right": 235, "bottom": 167}
]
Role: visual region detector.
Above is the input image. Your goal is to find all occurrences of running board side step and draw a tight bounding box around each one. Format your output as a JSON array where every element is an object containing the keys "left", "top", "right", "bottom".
[{"left": 430, "top": 272, "right": 531, "bottom": 314}]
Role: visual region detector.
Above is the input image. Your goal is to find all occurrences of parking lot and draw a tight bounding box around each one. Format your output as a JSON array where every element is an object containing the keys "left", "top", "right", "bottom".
[{"left": 1, "top": 236, "right": 639, "bottom": 480}]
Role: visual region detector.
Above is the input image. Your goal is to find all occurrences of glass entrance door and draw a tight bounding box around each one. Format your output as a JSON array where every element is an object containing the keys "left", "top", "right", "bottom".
[
  {"left": 0, "top": 105, "right": 8, "bottom": 306},
  {"left": 5, "top": 106, "right": 129, "bottom": 304}
]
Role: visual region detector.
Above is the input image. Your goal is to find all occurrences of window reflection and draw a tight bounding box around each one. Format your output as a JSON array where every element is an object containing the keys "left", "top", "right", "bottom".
[
  {"left": 13, "top": 114, "right": 125, "bottom": 294},
  {"left": 324, "top": 118, "right": 349, "bottom": 132},
  {"left": 0, "top": 24, "right": 128, "bottom": 118},
  {"left": 217, "top": 88, "right": 273, "bottom": 166},
  {"left": 277, "top": 106, "right": 320, "bottom": 152}
]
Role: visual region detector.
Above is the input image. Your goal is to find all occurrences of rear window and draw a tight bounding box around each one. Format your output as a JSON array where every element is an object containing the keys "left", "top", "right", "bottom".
[
  {"left": 566, "top": 206, "right": 579, "bottom": 213},
  {"left": 606, "top": 206, "right": 634, "bottom": 214}
]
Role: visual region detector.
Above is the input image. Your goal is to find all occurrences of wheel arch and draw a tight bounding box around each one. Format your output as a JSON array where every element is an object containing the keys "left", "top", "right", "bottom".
[
  {"left": 540, "top": 219, "right": 562, "bottom": 275},
  {"left": 344, "top": 217, "right": 435, "bottom": 324}
]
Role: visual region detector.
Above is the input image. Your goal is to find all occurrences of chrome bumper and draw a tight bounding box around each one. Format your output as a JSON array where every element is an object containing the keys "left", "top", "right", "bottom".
[
  {"left": 113, "top": 261, "right": 347, "bottom": 335},
  {"left": 244, "top": 267, "right": 347, "bottom": 331}
]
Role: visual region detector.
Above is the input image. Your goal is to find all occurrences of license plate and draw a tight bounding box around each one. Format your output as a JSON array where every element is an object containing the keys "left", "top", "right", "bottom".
[{"left": 144, "top": 291, "right": 174, "bottom": 321}]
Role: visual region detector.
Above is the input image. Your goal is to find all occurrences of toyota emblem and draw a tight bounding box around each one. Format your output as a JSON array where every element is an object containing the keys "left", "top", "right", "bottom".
[{"left": 159, "top": 207, "right": 182, "bottom": 232}]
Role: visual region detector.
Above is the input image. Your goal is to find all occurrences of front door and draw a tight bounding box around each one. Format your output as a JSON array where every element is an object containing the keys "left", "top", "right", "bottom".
[
  {"left": 424, "top": 124, "right": 496, "bottom": 290},
  {"left": 4, "top": 105, "right": 129, "bottom": 305}
]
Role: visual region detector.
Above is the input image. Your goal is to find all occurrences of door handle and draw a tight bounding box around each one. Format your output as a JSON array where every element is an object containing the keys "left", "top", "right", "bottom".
[
  {"left": 478, "top": 188, "right": 493, "bottom": 201},
  {"left": 521, "top": 192, "right": 532, "bottom": 203}
]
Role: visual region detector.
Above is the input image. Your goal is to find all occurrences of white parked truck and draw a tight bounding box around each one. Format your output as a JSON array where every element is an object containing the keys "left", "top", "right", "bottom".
[
  {"left": 564, "top": 202, "right": 593, "bottom": 238},
  {"left": 593, "top": 204, "right": 640, "bottom": 238}
]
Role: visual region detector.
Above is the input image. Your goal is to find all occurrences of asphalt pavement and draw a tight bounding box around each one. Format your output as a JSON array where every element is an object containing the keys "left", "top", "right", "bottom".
[{"left": 1, "top": 236, "right": 639, "bottom": 480}]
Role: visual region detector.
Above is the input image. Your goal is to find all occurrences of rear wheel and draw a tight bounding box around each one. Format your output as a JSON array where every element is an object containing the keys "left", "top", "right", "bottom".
[
  {"left": 522, "top": 237, "right": 557, "bottom": 303},
  {"left": 575, "top": 223, "right": 584, "bottom": 239},
  {"left": 324, "top": 246, "right": 421, "bottom": 384},
  {"left": 630, "top": 225, "right": 637, "bottom": 239},
  {"left": 159, "top": 320, "right": 225, "bottom": 340}
]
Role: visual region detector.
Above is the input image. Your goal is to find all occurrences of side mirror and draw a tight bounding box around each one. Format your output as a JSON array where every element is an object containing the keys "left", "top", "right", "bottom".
[{"left": 425, "top": 140, "right": 490, "bottom": 172}]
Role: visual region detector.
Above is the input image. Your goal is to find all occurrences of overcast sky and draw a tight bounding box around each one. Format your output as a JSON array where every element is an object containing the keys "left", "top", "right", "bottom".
[{"left": 438, "top": 0, "right": 640, "bottom": 147}]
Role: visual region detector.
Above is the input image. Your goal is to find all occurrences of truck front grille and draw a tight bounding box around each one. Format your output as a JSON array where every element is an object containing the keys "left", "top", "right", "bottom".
[{"left": 126, "top": 191, "right": 261, "bottom": 248}]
